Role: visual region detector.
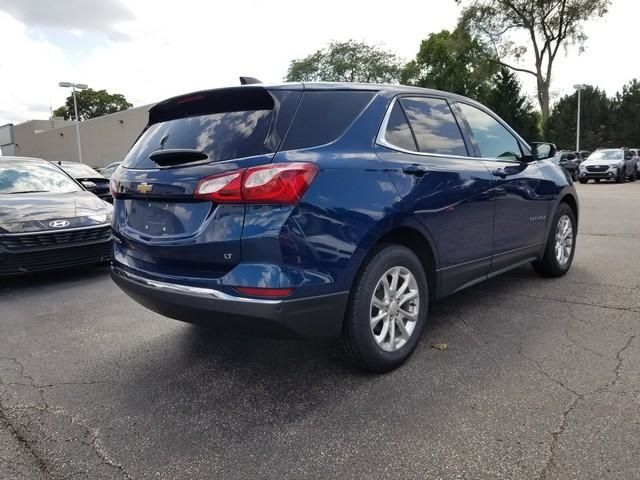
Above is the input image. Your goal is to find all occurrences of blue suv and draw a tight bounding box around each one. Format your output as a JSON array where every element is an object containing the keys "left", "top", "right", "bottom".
[{"left": 110, "top": 82, "right": 578, "bottom": 372}]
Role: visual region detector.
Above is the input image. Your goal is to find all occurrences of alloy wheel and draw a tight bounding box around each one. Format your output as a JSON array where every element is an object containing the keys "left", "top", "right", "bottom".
[
  {"left": 554, "top": 214, "right": 574, "bottom": 266},
  {"left": 369, "top": 266, "right": 420, "bottom": 352}
]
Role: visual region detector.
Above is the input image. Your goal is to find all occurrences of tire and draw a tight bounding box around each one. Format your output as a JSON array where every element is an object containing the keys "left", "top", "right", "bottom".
[
  {"left": 342, "top": 243, "right": 428, "bottom": 372},
  {"left": 578, "top": 178, "right": 588, "bottom": 184},
  {"left": 571, "top": 171, "right": 578, "bottom": 181},
  {"left": 532, "top": 203, "right": 576, "bottom": 278}
]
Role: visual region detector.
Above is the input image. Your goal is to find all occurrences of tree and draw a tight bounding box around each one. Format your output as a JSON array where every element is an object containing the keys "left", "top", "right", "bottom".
[
  {"left": 546, "top": 85, "right": 610, "bottom": 150},
  {"left": 54, "top": 88, "right": 133, "bottom": 121},
  {"left": 400, "top": 27, "right": 497, "bottom": 101},
  {"left": 609, "top": 79, "right": 640, "bottom": 147},
  {"left": 457, "top": 0, "right": 611, "bottom": 127},
  {"left": 485, "top": 67, "right": 540, "bottom": 140},
  {"left": 285, "top": 40, "right": 402, "bottom": 83}
]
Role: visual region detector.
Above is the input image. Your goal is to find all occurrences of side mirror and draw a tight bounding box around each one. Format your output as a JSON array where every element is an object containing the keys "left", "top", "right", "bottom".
[
  {"left": 530, "top": 142, "right": 556, "bottom": 161},
  {"left": 81, "top": 180, "right": 97, "bottom": 191}
]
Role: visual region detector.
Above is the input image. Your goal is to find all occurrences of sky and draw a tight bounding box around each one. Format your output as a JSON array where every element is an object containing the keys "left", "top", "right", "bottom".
[{"left": 0, "top": 0, "right": 638, "bottom": 125}]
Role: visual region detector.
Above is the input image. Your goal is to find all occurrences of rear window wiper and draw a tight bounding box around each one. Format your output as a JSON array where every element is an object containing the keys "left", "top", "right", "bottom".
[{"left": 149, "top": 148, "right": 208, "bottom": 166}]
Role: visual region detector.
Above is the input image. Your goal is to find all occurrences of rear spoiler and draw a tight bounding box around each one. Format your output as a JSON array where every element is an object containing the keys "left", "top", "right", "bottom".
[
  {"left": 148, "top": 86, "right": 274, "bottom": 125},
  {"left": 239, "top": 76, "right": 261, "bottom": 85}
]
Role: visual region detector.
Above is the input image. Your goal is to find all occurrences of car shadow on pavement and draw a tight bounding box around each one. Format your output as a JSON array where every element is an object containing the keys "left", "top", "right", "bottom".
[
  {"left": 0, "top": 265, "right": 111, "bottom": 296},
  {"left": 101, "top": 265, "right": 562, "bottom": 438}
]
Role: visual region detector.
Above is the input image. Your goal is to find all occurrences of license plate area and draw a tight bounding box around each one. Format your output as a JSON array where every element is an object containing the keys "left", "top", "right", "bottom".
[{"left": 124, "top": 199, "right": 211, "bottom": 238}]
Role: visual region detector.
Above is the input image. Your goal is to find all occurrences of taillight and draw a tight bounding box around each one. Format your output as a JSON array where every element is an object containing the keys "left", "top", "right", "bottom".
[
  {"left": 194, "top": 162, "right": 318, "bottom": 204},
  {"left": 195, "top": 172, "right": 243, "bottom": 202},
  {"left": 110, "top": 177, "right": 120, "bottom": 198}
]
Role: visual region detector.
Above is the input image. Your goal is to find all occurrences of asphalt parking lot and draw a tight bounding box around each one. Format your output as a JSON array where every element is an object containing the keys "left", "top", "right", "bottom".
[{"left": 1, "top": 182, "right": 639, "bottom": 480}]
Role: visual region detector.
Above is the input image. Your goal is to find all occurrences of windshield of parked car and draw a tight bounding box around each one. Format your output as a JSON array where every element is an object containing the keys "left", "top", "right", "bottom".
[
  {"left": 100, "top": 163, "right": 120, "bottom": 177},
  {"left": 0, "top": 162, "right": 81, "bottom": 194},
  {"left": 61, "top": 163, "right": 103, "bottom": 178},
  {"left": 588, "top": 150, "right": 622, "bottom": 161}
]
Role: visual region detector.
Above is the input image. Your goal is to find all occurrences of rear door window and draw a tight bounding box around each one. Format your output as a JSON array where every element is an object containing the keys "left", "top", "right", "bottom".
[
  {"left": 399, "top": 97, "right": 468, "bottom": 157},
  {"left": 383, "top": 101, "right": 418, "bottom": 152},
  {"left": 280, "top": 90, "right": 375, "bottom": 150}
]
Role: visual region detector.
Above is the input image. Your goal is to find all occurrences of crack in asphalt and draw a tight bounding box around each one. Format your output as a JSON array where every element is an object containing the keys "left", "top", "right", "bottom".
[
  {"left": 518, "top": 347, "right": 583, "bottom": 397},
  {"left": 581, "top": 232, "right": 640, "bottom": 238},
  {"left": 0, "top": 406, "right": 50, "bottom": 478},
  {"left": 0, "top": 357, "right": 131, "bottom": 479},
  {"left": 533, "top": 333, "right": 638, "bottom": 480},
  {"left": 481, "top": 288, "right": 640, "bottom": 314},
  {"left": 5, "top": 380, "right": 117, "bottom": 389}
]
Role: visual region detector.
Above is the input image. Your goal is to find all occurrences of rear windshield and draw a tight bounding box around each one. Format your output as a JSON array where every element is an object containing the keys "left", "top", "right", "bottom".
[{"left": 123, "top": 110, "right": 273, "bottom": 169}]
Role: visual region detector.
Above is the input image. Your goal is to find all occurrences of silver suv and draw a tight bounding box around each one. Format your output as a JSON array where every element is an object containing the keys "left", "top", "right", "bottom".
[{"left": 578, "top": 148, "right": 637, "bottom": 183}]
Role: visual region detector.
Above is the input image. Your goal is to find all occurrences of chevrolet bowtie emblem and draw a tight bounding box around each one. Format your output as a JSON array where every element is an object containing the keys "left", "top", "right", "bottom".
[{"left": 137, "top": 182, "right": 153, "bottom": 194}]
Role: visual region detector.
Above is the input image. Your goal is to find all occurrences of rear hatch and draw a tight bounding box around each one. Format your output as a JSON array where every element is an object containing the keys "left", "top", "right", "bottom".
[{"left": 112, "top": 85, "right": 302, "bottom": 277}]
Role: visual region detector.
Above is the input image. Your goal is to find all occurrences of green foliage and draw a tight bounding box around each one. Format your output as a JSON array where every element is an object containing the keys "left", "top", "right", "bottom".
[
  {"left": 457, "top": 0, "right": 611, "bottom": 125},
  {"left": 400, "top": 27, "right": 497, "bottom": 101},
  {"left": 401, "top": 27, "right": 539, "bottom": 140},
  {"left": 484, "top": 68, "right": 540, "bottom": 141},
  {"left": 609, "top": 79, "right": 640, "bottom": 147},
  {"left": 285, "top": 40, "right": 402, "bottom": 83},
  {"left": 54, "top": 88, "right": 133, "bottom": 121},
  {"left": 546, "top": 85, "right": 611, "bottom": 150}
]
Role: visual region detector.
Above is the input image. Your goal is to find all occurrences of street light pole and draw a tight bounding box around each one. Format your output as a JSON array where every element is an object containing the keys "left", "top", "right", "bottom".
[
  {"left": 573, "top": 84, "right": 587, "bottom": 152},
  {"left": 58, "top": 81, "right": 88, "bottom": 163}
]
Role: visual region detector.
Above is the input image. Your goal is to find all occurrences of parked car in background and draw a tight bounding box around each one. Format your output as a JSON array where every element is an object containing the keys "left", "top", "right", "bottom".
[
  {"left": 0, "top": 157, "right": 113, "bottom": 275},
  {"left": 99, "top": 161, "right": 122, "bottom": 179},
  {"left": 631, "top": 149, "right": 640, "bottom": 177},
  {"left": 110, "top": 82, "right": 578, "bottom": 372},
  {"left": 56, "top": 161, "right": 112, "bottom": 201},
  {"left": 578, "top": 148, "right": 637, "bottom": 183},
  {"left": 577, "top": 150, "right": 591, "bottom": 162},
  {"left": 552, "top": 150, "right": 580, "bottom": 180}
]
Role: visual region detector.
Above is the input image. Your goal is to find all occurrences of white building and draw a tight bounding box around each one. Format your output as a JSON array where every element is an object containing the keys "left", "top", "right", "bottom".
[{"left": 0, "top": 105, "right": 150, "bottom": 168}]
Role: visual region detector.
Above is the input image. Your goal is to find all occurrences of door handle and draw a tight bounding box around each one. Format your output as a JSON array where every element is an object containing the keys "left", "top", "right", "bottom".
[
  {"left": 402, "top": 165, "right": 429, "bottom": 177},
  {"left": 491, "top": 168, "right": 509, "bottom": 179}
]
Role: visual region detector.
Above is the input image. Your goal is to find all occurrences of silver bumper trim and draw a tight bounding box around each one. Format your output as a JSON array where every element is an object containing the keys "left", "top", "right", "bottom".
[{"left": 112, "top": 266, "right": 283, "bottom": 305}]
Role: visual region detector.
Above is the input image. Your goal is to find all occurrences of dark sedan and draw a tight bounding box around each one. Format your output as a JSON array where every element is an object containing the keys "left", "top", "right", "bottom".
[
  {"left": 552, "top": 150, "right": 580, "bottom": 180},
  {"left": 0, "top": 157, "right": 113, "bottom": 275},
  {"left": 56, "top": 161, "right": 112, "bottom": 202}
]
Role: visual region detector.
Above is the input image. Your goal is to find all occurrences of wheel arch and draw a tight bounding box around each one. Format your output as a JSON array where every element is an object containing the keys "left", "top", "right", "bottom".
[
  {"left": 351, "top": 221, "right": 439, "bottom": 302},
  {"left": 559, "top": 192, "right": 579, "bottom": 228}
]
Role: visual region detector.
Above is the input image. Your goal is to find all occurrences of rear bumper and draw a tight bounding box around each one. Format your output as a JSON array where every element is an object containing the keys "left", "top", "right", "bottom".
[{"left": 111, "top": 266, "right": 349, "bottom": 338}]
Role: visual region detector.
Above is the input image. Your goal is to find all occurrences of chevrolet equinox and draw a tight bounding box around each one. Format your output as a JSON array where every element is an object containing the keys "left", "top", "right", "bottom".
[{"left": 110, "top": 82, "right": 578, "bottom": 372}]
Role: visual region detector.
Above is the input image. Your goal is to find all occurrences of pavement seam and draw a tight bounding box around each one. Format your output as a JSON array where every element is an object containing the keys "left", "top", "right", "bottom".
[{"left": 0, "top": 356, "right": 132, "bottom": 479}]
